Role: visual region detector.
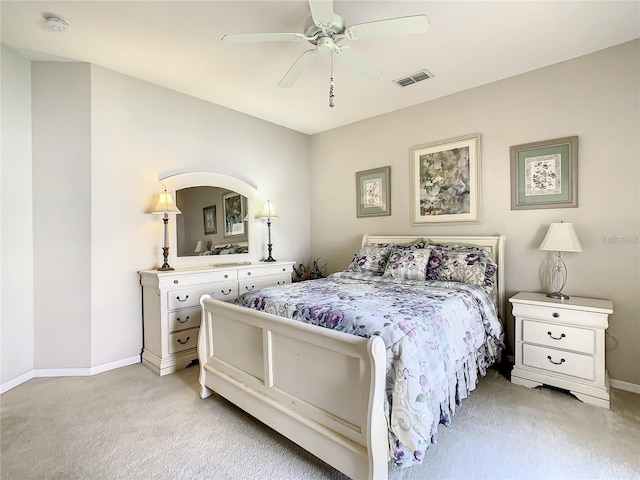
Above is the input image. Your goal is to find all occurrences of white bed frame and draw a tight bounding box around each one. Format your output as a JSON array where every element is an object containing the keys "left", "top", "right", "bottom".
[{"left": 198, "top": 235, "right": 506, "bottom": 480}]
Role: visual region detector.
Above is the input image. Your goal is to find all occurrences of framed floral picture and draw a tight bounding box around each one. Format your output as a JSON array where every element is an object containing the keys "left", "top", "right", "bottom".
[
  {"left": 356, "top": 166, "right": 391, "bottom": 217},
  {"left": 510, "top": 136, "right": 578, "bottom": 210},
  {"left": 223, "top": 192, "right": 244, "bottom": 237},
  {"left": 410, "top": 133, "right": 480, "bottom": 224}
]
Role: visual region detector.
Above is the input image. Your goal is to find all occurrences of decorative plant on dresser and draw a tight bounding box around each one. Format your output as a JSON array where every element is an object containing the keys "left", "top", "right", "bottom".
[
  {"left": 509, "top": 292, "right": 613, "bottom": 408},
  {"left": 139, "top": 262, "right": 294, "bottom": 375}
]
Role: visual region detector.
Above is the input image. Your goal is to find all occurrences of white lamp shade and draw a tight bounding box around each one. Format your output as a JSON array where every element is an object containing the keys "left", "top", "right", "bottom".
[
  {"left": 256, "top": 200, "right": 279, "bottom": 219},
  {"left": 539, "top": 222, "right": 583, "bottom": 252},
  {"left": 194, "top": 240, "right": 203, "bottom": 253},
  {"left": 151, "top": 191, "right": 181, "bottom": 215}
]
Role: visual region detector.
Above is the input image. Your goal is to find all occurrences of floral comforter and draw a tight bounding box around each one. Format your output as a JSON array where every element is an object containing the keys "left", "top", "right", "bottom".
[{"left": 235, "top": 271, "right": 504, "bottom": 467}]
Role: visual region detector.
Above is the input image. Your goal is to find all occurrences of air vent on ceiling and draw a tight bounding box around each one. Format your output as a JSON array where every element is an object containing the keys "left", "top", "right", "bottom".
[{"left": 394, "top": 69, "right": 433, "bottom": 87}]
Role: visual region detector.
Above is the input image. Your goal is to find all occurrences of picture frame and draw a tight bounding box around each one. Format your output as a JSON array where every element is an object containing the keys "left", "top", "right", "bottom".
[
  {"left": 410, "top": 133, "right": 480, "bottom": 224},
  {"left": 223, "top": 192, "right": 245, "bottom": 237},
  {"left": 356, "top": 166, "right": 391, "bottom": 217},
  {"left": 510, "top": 136, "right": 578, "bottom": 210},
  {"left": 203, "top": 205, "right": 217, "bottom": 235}
]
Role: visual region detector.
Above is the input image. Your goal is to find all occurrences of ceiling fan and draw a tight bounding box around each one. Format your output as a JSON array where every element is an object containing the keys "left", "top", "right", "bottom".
[{"left": 222, "top": 0, "right": 429, "bottom": 106}]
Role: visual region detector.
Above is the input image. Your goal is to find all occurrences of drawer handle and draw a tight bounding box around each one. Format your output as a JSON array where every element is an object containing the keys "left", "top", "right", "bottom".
[
  {"left": 277, "top": 281, "right": 285, "bottom": 285},
  {"left": 547, "top": 355, "right": 565, "bottom": 365},
  {"left": 177, "top": 337, "right": 190, "bottom": 345},
  {"left": 547, "top": 331, "right": 566, "bottom": 340},
  {"left": 177, "top": 316, "right": 189, "bottom": 324},
  {"left": 173, "top": 280, "right": 179, "bottom": 284},
  {"left": 552, "top": 312, "right": 560, "bottom": 318},
  {"left": 247, "top": 272, "right": 251, "bottom": 276},
  {"left": 224, "top": 274, "right": 229, "bottom": 279},
  {"left": 282, "top": 268, "right": 286, "bottom": 271},
  {"left": 220, "top": 288, "right": 232, "bottom": 295},
  {"left": 244, "top": 285, "right": 255, "bottom": 291},
  {"left": 176, "top": 295, "right": 189, "bottom": 302}
]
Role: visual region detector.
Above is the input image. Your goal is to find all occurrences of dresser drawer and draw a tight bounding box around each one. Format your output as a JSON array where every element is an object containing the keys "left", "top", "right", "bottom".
[
  {"left": 158, "top": 269, "right": 237, "bottom": 289},
  {"left": 512, "top": 303, "right": 607, "bottom": 328},
  {"left": 168, "top": 328, "right": 198, "bottom": 354},
  {"left": 239, "top": 274, "right": 291, "bottom": 295},
  {"left": 522, "top": 320, "right": 595, "bottom": 354},
  {"left": 237, "top": 264, "right": 293, "bottom": 280},
  {"left": 168, "top": 307, "right": 201, "bottom": 333},
  {"left": 168, "top": 282, "right": 239, "bottom": 310},
  {"left": 521, "top": 344, "right": 595, "bottom": 381},
  {"left": 206, "top": 282, "right": 239, "bottom": 301}
]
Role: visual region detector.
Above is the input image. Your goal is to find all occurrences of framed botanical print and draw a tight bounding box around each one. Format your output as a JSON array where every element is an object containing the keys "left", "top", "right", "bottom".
[
  {"left": 356, "top": 166, "right": 391, "bottom": 217},
  {"left": 410, "top": 133, "right": 480, "bottom": 224},
  {"left": 203, "top": 205, "right": 217, "bottom": 235},
  {"left": 510, "top": 136, "right": 578, "bottom": 210}
]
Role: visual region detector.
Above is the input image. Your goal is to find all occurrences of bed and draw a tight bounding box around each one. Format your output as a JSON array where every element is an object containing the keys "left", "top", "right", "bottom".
[{"left": 198, "top": 234, "right": 506, "bottom": 480}]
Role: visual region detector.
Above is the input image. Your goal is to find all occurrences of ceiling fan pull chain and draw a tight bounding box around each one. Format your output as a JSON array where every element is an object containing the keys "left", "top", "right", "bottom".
[{"left": 329, "top": 53, "right": 335, "bottom": 108}]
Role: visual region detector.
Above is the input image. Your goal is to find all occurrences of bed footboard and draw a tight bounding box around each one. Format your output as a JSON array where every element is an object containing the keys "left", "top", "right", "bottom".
[{"left": 198, "top": 295, "right": 388, "bottom": 480}]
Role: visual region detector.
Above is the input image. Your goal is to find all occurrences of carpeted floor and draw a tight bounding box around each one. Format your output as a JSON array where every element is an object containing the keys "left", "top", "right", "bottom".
[{"left": 1, "top": 362, "right": 639, "bottom": 480}]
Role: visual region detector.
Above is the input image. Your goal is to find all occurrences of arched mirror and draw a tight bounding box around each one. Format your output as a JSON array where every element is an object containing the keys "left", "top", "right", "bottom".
[{"left": 160, "top": 172, "right": 258, "bottom": 267}]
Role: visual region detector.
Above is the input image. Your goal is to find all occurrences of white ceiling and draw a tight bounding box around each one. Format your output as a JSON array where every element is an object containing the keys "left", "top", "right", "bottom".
[{"left": 2, "top": 1, "right": 639, "bottom": 135}]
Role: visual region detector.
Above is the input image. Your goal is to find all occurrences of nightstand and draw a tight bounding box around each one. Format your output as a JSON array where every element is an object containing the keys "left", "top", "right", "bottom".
[{"left": 509, "top": 292, "right": 613, "bottom": 408}]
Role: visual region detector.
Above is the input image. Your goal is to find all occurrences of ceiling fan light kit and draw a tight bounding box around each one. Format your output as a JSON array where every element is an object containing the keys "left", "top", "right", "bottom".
[{"left": 222, "top": 0, "right": 429, "bottom": 107}]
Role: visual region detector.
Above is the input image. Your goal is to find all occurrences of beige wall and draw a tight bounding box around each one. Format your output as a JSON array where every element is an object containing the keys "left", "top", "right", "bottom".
[
  {"left": 1, "top": 53, "right": 312, "bottom": 384},
  {"left": 1, "top": 45, "right": 34, "bottom": 385},
  {"left": 310, "top": 40, "right": 640, "bottom": 386}
]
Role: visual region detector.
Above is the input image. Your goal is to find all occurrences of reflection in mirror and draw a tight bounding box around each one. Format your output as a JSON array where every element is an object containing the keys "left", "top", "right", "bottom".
[{"left": 175, "top": 186, "right": 248, "bottom": 257}]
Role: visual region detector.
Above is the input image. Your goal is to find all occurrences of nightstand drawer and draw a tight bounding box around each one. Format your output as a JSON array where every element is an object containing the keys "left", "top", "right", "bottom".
[
  {"left": 168, "top": 307, "right": 201, "bottom": 332},
  {"left": 522, "top": 320, "right": 595, "bottom": 354},
  {"left": 511, "top": 303, "right": 606, "bottom": 328},
  {"left": 522, "top": 344, "right": 595, "bottom": 381},
  {"left": 168, "top": 328, "right": 198, "bottom": 354}
]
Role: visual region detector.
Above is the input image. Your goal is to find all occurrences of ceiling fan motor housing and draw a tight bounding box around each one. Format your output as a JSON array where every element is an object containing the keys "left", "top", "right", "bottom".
[{"left": 304, "top": 14, "right": 345, "bottom": 45}]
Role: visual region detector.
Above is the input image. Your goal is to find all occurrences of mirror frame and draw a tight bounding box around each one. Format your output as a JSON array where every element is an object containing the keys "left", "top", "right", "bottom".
[{"left": 160, "top": 172, "right": 258, "bottom": 267}]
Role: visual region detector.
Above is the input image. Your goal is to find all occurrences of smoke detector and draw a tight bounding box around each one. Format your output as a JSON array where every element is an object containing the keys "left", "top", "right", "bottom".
[{"left": 43, "top": 13, "right": 70, "bottom": 32}]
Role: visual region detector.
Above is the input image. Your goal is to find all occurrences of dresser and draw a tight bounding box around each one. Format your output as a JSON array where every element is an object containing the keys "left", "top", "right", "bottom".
[
  {"left": 509, "top": 292, "right": 613, "bottom": 408},
  {"left": 139, "top": 261, "right": 294, "bottom": 376}
]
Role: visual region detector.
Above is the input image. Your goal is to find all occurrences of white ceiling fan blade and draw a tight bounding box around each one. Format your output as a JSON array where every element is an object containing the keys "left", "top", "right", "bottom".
[
  {"left": 334, "top": 46, "right": 381, "bottom": 81},
  {"left": 278, "top": 49, "right": 319, "bottom": 88},
  {"left": 346, "top": 15, "right": 429, "bottom": 40},
  {"left": 308, "top": 0, "right": 334, "bottom": 27},
  {"left": 222, "top": 32, "right": 307, "bottom": 43}
]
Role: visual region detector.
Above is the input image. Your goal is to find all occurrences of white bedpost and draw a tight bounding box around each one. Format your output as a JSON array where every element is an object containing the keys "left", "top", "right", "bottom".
[
  {"left": 198, "top": 294, "right": 214, "bottom": 399},
  {"left": 366, "top": 336, "right": 389, "bottom": 480}
]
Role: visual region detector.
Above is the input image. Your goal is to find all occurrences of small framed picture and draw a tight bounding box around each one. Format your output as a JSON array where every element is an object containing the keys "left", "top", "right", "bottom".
[
  {"left": 510, "top": 136, "right": 578, "bottom": 210},
  {"left": 203, "top": 205, "right": 217, "bottom": 235},
  {"left": 356, "top": 166, "right": 391, "bottom": 217}
]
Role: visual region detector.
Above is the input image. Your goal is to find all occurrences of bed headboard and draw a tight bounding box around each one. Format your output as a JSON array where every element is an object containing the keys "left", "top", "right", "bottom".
[{"left": 361, "top": 234, "right": 507, "bottom": 320}]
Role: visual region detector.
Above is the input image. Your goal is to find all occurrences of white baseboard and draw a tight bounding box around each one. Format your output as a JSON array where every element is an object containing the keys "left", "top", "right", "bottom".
[
  {"left": 1, "top": 355, "right": 141, "bottom": 394},
  {"left": 610, "top": 378, "right": 640, "bottom": 395}
]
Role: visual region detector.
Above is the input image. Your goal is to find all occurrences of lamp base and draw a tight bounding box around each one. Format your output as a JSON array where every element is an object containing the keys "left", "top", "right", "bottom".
[
  {"left": 263, "top": 243, "right": 276, "bottom": 262},
  {"left": 547, "top": 291, "right": 570, "bottom": 300},
  {"left": 157, "top": 247, "right": 174, "bottom": 271}
]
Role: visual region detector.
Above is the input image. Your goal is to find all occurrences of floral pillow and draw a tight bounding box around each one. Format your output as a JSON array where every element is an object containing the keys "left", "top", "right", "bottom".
[
  {"left": 426, "top": 245, "right": 489, "bottom": 286},
  {"left": 382, "top": 247, "right": 432, "bottom": 280},
  {"left": 347, "top": 245, "right": 392, "bottom": 276}
]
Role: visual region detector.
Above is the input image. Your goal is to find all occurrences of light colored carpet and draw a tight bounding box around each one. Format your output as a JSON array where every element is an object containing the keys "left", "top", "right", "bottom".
[{"left": 1, "top": 362, "right": 639, "bottom": 480}]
